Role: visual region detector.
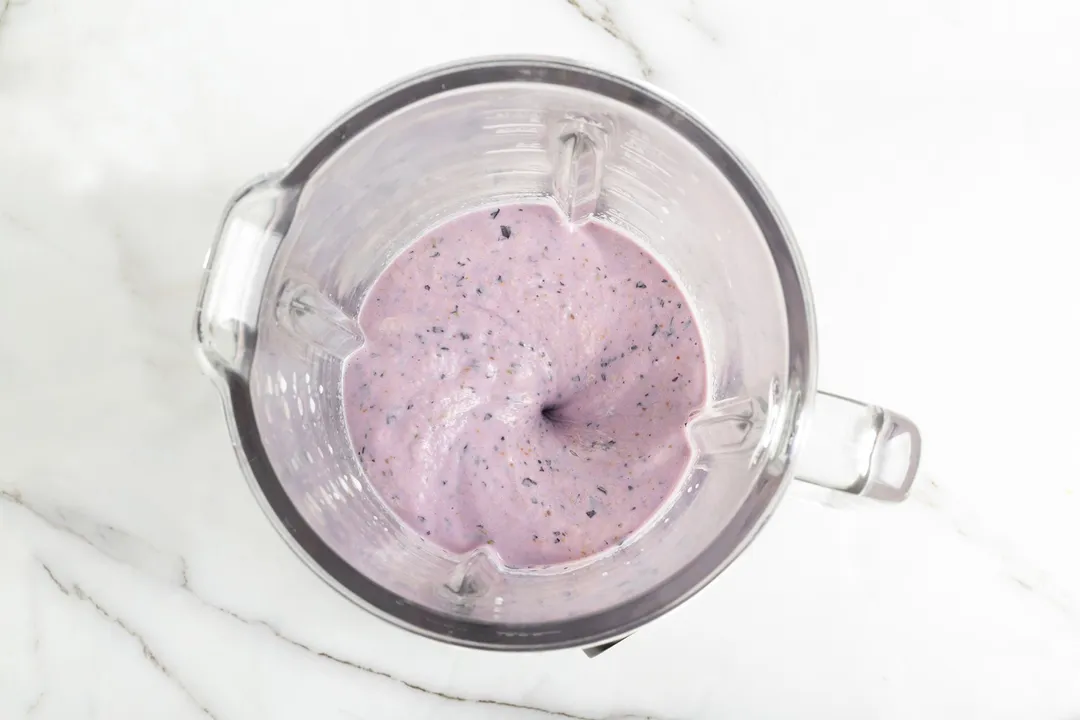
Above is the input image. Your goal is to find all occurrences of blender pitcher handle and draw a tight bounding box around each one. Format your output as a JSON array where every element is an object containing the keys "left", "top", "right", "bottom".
[{"left": 792, "top": 391, "right": 921, "bottom": 502}]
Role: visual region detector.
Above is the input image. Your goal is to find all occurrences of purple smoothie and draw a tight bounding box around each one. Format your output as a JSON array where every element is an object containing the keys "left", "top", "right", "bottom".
[{"left": 343, "top": 202, "right": 707, "bottom": 567}]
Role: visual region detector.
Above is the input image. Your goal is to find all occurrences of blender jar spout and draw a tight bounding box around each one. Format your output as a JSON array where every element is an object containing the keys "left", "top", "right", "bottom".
[{"left": 194, "top": 175, "right": 298, "bottom": 379}]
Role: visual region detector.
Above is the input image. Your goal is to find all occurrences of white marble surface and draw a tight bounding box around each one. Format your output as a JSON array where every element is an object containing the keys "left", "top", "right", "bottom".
[{"left": 2, "top": 0, "right": 1079, "bottom": 717}]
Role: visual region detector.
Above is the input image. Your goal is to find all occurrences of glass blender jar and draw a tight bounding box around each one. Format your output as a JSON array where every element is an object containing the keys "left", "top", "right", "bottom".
[{"left": 195, "top": 57, "right": 921, "bottom": 652}]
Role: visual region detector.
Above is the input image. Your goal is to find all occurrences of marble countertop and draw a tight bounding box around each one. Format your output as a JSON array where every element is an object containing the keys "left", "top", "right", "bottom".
[{"left": 2, "top": 0, "right": 1079, "bottom": 717}]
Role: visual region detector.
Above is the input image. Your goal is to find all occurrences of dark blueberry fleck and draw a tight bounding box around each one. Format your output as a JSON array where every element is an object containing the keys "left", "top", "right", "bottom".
[
  {"left": 635, "top": 281, "right": 647, "bottom": 289},
  {"left": 483, "top": 413, "right": 493, "bottom": 421},
  {"left": 522, "top": 477, "right": 537, "bottom": 487},
  {"left": 432, "top": 326, "right": 445, "bottom": 333},
  {"left": 596, "top": 486, "right": 607, "bottom": 494},
  {"left": 586, "top": 510, "right": 597, "bottom": 518},
  {"left": 490, "top": 208, "right": 500, "bottom": 219},
  {"left": 423, "top": 284, "right": 431, "bottom": 291},
  {"left": 500, "top": 225, "right": 512, "bottom": 239},
  {"left": 431, "top": 251, "right": 440, "bottom": 258}
]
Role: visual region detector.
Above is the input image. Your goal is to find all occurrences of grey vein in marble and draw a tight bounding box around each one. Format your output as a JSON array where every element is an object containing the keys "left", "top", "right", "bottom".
[
  {"left": 912, "top": 479, "right": 1078, "bottom": 622},
  {"left": 26, "top": 691, "right": 45, "bottom": 716},
  {"left": 563, "top": 0, "right": 654, "bottom": 79},
  {"left": 680, "top": 0, "right": 719, "bottom": 44},
  {"left": 0, "top": 0, "right": 30, "bottom": 31},
  {"left": 1, "top": 488, "right": 189, "bottom": 588},
  {"left": 208, "top": 600, "right": 670, "bottom": 720},
  {"left": 807, "top": 477, "right": 1078, "bottom": 624},
  {"left": 39, "top": 560, "right": 220, "bottom": 720},
  {"left": 8, "top": 489, "right": 675, "bottom": 720}
]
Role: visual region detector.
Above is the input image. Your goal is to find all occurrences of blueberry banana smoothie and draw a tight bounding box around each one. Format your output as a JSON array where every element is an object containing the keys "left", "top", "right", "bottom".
[{"left": 343, "top": 202, "right": 707, "bottom": 567}]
